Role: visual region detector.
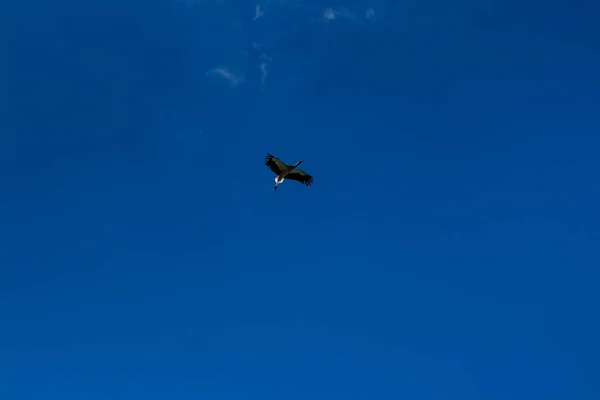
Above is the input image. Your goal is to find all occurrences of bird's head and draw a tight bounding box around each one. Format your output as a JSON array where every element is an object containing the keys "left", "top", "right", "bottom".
[{"left": 294, "top": 160, "right": 304, "bottom": 166}]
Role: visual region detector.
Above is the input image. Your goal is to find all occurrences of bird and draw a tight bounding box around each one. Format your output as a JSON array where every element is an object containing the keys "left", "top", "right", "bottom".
[{"left": 264, "top": 153, "right": 314, "bottom": 191}]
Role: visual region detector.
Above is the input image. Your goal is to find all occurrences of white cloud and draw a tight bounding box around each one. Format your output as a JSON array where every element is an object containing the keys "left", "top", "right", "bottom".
[
  {"left": 260, "top": 62, "right": 268, "bottom": 86},
  {"left": 258, "top": 51, "right": 271, "bottom": 90},
  {"left": 189, "top": 2, "right": 379, "bottom": 94},
  {"left": 254, "top": 4, "right": 264, "bottom": 20},
  {"left": 323, "top": 7, "right": 337, "bottom": 21},
  {"left": 322, "top": 6, "right": 364, "bottom": 24},
  {"left": 204, "top": 67, "right": 243, "bottom": 86}
]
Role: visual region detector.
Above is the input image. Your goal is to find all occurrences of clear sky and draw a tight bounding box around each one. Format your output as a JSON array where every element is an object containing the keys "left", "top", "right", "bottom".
[{"left": 1, "top": 1, "right": 599, "bottom": 399}]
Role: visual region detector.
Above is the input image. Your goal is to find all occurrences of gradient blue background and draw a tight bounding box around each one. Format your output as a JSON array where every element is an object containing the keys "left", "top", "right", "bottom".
[{"left": 1, "top": 1, "right": 599, "bottom": 398}]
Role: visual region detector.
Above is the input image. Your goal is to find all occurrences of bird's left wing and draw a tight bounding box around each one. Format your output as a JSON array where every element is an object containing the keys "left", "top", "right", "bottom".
[
  {"left": 265, "top": 153, "right": 286, "bottom": 175},
  {"left": 285, "top": 169, "right": 314, "bottom": 187}
]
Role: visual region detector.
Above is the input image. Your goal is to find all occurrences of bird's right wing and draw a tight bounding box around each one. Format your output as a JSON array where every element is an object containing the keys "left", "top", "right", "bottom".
[{"left": 285, "top": 169, "right": 314, "bottom": 187}]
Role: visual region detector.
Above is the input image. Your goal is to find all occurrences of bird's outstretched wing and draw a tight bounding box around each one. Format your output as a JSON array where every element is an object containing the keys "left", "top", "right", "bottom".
[
  {"left": 285, "top": 168, "right": 314, "bottom": 187},
  {"left": 265, "top": 153, "right": 287, "bottom": 175}
]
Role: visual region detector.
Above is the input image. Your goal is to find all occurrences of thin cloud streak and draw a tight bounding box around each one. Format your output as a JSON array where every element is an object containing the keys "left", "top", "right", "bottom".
[
  {"left": 254, "top": 4, "right": 264, "bottom": 20},
  {"left": 260, "top": 61, "right": 268, "bottom": 86},
  {"left": 321, "top": 6, "right": 369, "bottom": 25},
  {"left": 204, "top": 67, "right": 243, "bottom": 86},
  {"left": 189, "top": 2, "right": 380, "bottom": 94}
]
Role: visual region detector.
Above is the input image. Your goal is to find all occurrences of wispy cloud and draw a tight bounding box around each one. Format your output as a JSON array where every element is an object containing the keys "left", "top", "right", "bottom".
[
  {"left": 204, "top": 67, "right": 243, "bottom": 86},
  {"left": 322, "top": 6, "right": 366, "bottom": 24},
  {"left": 260, "top": 62, "right": 268, "bottom": 86},
  {"left": 189, "top": 2, "right": 380, "bottom": 95},
  {"left": 323, "top": 7, "right": 337, "bottom": 21},
  {"left": 260, "top": 53, "right": 271, "bottom": 85},
  {"left": 254, "top": 4, "right": 264, "bottom": 20},
  {"left": 255, "top": 49, "right": 271, "bottom": 90}
]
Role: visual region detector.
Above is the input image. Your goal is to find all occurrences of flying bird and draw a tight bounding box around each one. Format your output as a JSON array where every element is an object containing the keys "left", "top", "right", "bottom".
[{"left": 265, "top": 153, "right": 314, "bottom": 191}]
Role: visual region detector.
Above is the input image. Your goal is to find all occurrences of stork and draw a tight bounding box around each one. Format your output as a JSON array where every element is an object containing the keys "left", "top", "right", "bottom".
[{"left": 265, "top": 153, "right": 314, "bottom": 191}]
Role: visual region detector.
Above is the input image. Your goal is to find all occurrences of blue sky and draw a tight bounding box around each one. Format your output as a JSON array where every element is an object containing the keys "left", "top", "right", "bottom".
[{"left": 1, "top": 0, "right": 599, "bottom": 398}]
